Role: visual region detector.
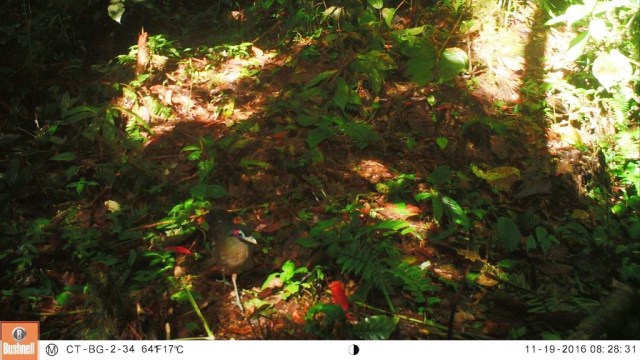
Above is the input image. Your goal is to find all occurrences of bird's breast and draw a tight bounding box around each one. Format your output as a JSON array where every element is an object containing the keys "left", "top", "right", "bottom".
[{"left": 216, "top": 237, "right": 251, "bottom": 271}]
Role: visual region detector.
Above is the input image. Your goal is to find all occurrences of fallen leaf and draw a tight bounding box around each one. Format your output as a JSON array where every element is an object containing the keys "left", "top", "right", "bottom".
[{"left": 476, "top": 273, "right": 499, "bottom": 287}]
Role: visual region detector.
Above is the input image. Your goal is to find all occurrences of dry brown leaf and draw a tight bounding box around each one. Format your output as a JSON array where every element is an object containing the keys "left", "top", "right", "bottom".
[{"left": 476, "top": 273, "right": 499, "bottom": 287}]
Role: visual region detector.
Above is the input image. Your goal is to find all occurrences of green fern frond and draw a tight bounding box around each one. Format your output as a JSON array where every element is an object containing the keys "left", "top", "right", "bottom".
[{"left": 393, "top": 262, "right": 436, "bottom": 304}]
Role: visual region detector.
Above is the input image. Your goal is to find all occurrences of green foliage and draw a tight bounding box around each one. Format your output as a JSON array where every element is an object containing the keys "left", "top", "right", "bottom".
[
  {"left": 299, "top": 212, "right": 435, "bottom": 311},
  {"left": 182, "top": 137, "right": 218, "bottom": 182},
  {"left": 526, "top": 226, "right": 559, "bottom": 255},
  {"left": 262, "top": 260, "right": 324, "bottom": 299},
  {"left": 351, "top": 50, "right": 397, "bottom": 94},
  {"left": 350, "top": 315, "right": 399, "bottom": 339},
  {"left": 443, "top": 0, "right": 467, "bottom": 13},
  {"left": 439, "top": 47, "right": 469, "bottom": 83},
  {"left": 495, "top": 216, "right": 522, "bottom": 253},
  {"left": 304, "top": 303, "right": 398, "bottom": 340},
  {"left": 108, "top": 0, "right": 126, "bottom": 23},
  {"left": 400, "top": 38, "right": 437, "bottom": 86},
  {"left": 304, "top": 303, "right": 347, "bottom": 338},
  {"left": 415, "top": 167, "right": 471, "bottom": 230}
]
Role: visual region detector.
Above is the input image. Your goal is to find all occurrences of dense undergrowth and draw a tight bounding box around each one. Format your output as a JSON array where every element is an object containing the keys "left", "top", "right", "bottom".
[{"left": 1, "top": 0, "right": 638, "bottom": 340}]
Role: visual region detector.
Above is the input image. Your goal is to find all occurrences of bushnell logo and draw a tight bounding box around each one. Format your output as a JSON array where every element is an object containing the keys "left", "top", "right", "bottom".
[
  {"left": 1, "top": 321, "right": 39, "bottom": 360},
  {"left": 12, "top": 327, "right": 27, "bottom": 341}
]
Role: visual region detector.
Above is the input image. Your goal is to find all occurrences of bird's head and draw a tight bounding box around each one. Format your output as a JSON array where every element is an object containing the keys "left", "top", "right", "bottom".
[{"left": 229, "top": 228, "right": 258, "bottom": 245}]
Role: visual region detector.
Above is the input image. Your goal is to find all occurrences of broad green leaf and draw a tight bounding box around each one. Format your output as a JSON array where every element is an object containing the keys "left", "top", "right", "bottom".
[
  {"left": 406, "top": 42, "right": 437, "bottom": 85},
  {"left": 350, "top": 315, "right": 398, "bottom": 340},
  {"left": 439, "top": 47, "right": 468, "bottom": 82},
  {"left": 535, "top": 226, "right": 548, "bottom": 241},
  {"left": 306, "top": 127, "right": 333, "bottom": 147},
  {"left": 381, "top": 8, "right": 396, "bottom": 28},
  {"left": 108, "top": 0, "right": 126, "bottom": 23},
  {"left": 376, "top": 219, "right": 411, "bottom": 231},
  {"left": 64, "top": 106, "right": 95, "bottom": 123},
  {"left": 304, "top": 70, "right": 338, "bottom": 89},
  {"left": 304, "top": 303, "right": 346, "bottom": 323},
  {"left": 592, "top": 50, "right": 633, "bottom": 90},
  {"left": 414, "top": 191, "right": 435, "bottom": 202},
  {"left": 442, "top": 196, "right": 469, "bottom": 228},
  {"left": 436, "top": 137, "right": 448, "bottom": 150},
  {"left": 471, "top": 165, "right": 520, "bottom": 191},
  {"left": 496, "top": 217, "right": 522, "bottom": 252},
  {"left": 368, "top": 67, "right": 382, "bottom": 94},
  {"left": 296, "top": 114, "right": 319, "bottom": 127},
  {"left": 564, "top": 31, "right": 589, "bottom": 63},
  {"left": 322, "top": 6, "right": 343, "bottom": 21},
  {"left": 367, "top": 0, "right": 384, "bottom": 10},
  {"left": 544, "top": 4, "right": 590, "bottom": 26},
  {"left": 359, "top": 50, "right": 397, "bottom": 71},
  {"left": 526, "top": 235, "right": 537, "bottom": 251},
  {"left": 432, "top": 196, "right": 443, "bottom": 222},
  {"left": 56, "top": 291, "right": 73, "bottom": 306},
  {"left": 391, "top": 26, "right": 425, "bottom": 39},
  {"left": 333, "top": 77, "right": 349, "bottom": 110},
  {"left": 50, "top": 152, "right": 76, "bottom": 161},
  {"left": 428, "top": 166, "right": 451, "bottom": 185}
]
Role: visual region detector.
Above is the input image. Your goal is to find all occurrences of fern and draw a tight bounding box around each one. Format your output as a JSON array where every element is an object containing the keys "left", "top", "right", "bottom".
[
  {"left": 302, "top": 213, "right": 435, "bottom": 311},
  {"left": 393, "top": 262, "right": 436, "bottom": 304}
]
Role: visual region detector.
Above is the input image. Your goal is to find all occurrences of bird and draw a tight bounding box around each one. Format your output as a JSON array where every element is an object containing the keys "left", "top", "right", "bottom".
[{"left": 205, "top": 209, "right": 257, "bottom": 312}]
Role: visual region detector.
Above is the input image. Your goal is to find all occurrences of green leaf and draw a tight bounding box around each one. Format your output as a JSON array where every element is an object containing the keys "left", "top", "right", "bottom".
[
  {"left": 442, "top": 196, "right": 469, "bottom": 228},
  {"left": 414, "top": 191, "right": 435, "bottom": 202},
  {"left": 428, "top": 166, "right": 452, "bottom": 185},
  {"left": 367, "top": 0, "right": 384, "bottom": 10},
  {"left": 353, "top": 50, "right": 396, "bottom": 94},
  {"left": 432, "top": 196, "right": 443, "bottom": 222},
  {"left": 304, "top": 70, "right": 338, "bottom": 89},
  {"left": 592, "top": 50, "right": 633, "bottom": 89},
  {"left": 64, "top": 106, "right": 95, "bottom": 123},
  {"left": 544, "top": 4, "right": 590, "bottom": 26},
  {"left": 392, "top": 26, "right": 425, "bottom": 39},
  {"left": 496, "top": 217, "right": 522, "bottom": 252},
  {"left": 282, "top": 260, "right": 296, "bottom": 274},
  {"left": 406, "top": 42, "right": 437, "bottom": 85},
  {"left": 376, "top": 219, "right": 411, "bottom": 231},
  {"left": 50, "top": 152, "right": 76, "bottom": 161},
  {"left": 182, "top": 145, "right": 200, "bottom": 152},
  {"left": 56, "top": 291, "right": 73, "bottom": 306},
  {"left": 350, "top": 315, "right": 398, "bottom": 340},
  {"left": 438, "top": 47, "right": 468, "bottom": 82},
  {"left": 306, "top": 127, "right": 333, "bottom": 147},
  {"left": 381, "top": 8, "right": 396, "bottom": 28},
  {"left": 107, "top": 0, "right": 126, "bottom": 23},
  {"left": 436, "top": 137, "right": 448, "bottom": 150},
  {"left": 367, "top": 67, "right": 383, "bottom": 94},
  {"left": 535, "top": 226, "right": 548, "bottom": 241},
  {"left": 565, "top": 31, "right": 589, "bottom": 63},
  {"left": 333, "top": 77, "right": 349, "bottom": 110},
  {"left": 296, "top": 114, "right": 319, "bottom": 127},
  {"left": 526, "top": 235, "right": 537, "bottom": 251}
]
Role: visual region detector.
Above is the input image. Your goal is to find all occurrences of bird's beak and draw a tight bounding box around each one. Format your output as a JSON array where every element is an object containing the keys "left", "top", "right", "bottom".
[{"left": 242, "top": 235, "right": 258, "bottom": 245}]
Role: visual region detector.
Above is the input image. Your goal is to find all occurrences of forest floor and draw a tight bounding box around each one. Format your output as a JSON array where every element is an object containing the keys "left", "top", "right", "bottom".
[{"left": 3, "top": 1, "right": 638, "bottom": 340}]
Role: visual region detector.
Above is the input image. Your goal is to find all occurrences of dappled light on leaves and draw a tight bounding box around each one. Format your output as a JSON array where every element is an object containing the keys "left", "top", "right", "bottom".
[{"left": 1, "top": 0, "right": 638, "bottom": 340}]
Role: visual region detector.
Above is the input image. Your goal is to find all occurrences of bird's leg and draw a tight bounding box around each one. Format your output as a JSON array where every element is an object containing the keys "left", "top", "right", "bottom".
[{"left": 231, "top": 272, "right": 244, "bottom": 313}]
